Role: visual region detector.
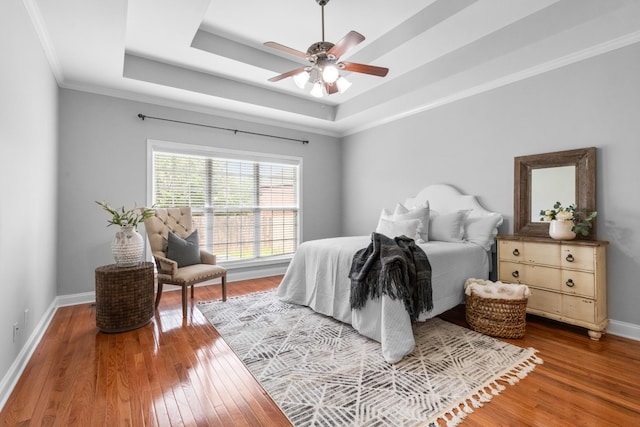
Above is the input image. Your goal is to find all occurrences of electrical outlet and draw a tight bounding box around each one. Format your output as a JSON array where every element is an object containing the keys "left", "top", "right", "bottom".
[
  {"left": 24, "top": 308, "right": 29, "bottom": 331},
  {"left": 12, "top": 322, "right": 19, "bottom": 343}
]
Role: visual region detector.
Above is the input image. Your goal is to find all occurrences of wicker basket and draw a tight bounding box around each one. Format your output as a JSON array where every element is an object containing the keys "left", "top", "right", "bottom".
[
  {"left": 465, "top": 292, "right": 528, "bottom": 338},
  {"left": 95, "top": 262, "right": 155, "bottom": 333}
]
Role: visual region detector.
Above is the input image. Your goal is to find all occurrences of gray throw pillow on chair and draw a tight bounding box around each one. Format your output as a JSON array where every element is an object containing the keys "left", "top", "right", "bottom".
[{"left": 166, "top": 230, "right": 201, "bottom": 267}]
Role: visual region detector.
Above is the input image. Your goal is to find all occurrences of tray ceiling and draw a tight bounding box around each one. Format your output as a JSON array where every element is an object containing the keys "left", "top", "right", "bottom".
[{"left": 26, "top": 0, "right": 640, "bottom": 136}]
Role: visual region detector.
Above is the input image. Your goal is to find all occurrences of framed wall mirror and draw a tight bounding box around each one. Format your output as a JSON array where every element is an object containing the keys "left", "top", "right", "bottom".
[{"left": 514, "top": 147, "right": 597, "bottom": 238}]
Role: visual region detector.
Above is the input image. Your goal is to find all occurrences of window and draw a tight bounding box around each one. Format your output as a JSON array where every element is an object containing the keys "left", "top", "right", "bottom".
[{"left": 149, "top": 141, "right": 300, "bottom": 265}]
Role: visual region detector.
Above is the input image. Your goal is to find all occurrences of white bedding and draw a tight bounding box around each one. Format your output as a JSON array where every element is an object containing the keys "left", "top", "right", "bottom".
[{"left": 277, "top": 235, "right": 490, "bottom": 363}]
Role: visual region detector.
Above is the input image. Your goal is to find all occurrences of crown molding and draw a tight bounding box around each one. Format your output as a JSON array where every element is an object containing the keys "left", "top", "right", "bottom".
[{"left": 22, "top": 0, "right": 64, "bottom": 84}]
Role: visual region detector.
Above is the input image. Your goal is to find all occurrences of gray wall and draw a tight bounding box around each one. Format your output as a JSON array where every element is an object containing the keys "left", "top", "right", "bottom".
[
  {"left": 0, "top": 0, "right": 59, "bottom": 381},
  {"left": 57, "top": 90, "right": 342, "bottom": 296},
  {"left": 342, "top": 42, "right": 640, "bottom": 327}
]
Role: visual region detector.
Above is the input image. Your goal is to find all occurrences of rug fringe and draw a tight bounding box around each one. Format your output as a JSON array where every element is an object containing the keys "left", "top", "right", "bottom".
[
  {"left": 433, "top": 348, "right": 543, "bottom": 427},
  {"left": 501, "top": 351, "right": 544, "bottom": 384},
  {"left": 441, "top": 406, "right": 468, "bottom": 427}
]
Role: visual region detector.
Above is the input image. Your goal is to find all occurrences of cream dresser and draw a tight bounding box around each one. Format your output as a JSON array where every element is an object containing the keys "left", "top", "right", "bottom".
[{"left": 496, "top": 235, "right": 608, "bottom": 340}]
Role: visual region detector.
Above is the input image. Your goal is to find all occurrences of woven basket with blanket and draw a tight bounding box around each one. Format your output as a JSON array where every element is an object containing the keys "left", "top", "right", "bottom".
[{"left": 464, "top": 278, "right": 530, "bottom": 339}]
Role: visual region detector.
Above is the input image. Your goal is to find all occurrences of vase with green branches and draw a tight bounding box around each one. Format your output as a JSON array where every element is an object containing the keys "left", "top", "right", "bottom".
[{"left": 96, "top": 201, "right": 155, "bottom": 266}]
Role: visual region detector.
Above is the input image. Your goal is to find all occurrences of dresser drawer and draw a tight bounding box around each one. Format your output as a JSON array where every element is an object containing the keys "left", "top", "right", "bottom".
[
  {"left": 560, "top": 245, "right": 595, "bottom": 271},
  {"left": 498, "top": 261, "right": 523, "bottom": 283},
  {"left": 561, "top": 270, "right": 595, "bottom": 298},
  {"left": 499, "top": 239, "right": 595, "bottom": 271},
  {"left": 500, "top": 262, "right": 595, "bottom": 297},
  {"left": 498, "top": 240, "right": 561, "bottom": 266},
  {"left": 498, "top": 240, "right": 523, "bottom": 262}
]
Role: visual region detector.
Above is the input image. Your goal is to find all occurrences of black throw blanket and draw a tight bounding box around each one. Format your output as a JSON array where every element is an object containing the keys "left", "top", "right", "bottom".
[{"left": 349, "top": 232, "right": 433, "bottom": 322}]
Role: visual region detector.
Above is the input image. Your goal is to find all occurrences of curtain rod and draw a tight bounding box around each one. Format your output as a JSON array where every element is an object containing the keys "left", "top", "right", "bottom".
[{"left": 137, "top": 114, "right": 309, "bottom": 144}]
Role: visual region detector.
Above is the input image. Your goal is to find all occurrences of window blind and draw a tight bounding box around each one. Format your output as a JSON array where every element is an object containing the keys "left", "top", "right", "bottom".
[{"left": 152, "top": 148, "right": 299, "bottom": 263}]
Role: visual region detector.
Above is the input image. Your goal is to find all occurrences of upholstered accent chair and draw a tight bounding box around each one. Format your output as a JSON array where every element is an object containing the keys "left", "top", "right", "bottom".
[{"left": 144, "top": 207, "right": 227, "bottom": 318}]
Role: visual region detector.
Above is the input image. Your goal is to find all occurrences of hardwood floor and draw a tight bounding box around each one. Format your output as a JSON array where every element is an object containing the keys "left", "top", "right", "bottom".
[{"left": 1, "top": 276, "right": 639, "bottom": 426}]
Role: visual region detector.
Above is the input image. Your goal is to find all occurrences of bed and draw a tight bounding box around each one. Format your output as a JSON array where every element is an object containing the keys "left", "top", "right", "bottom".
[{"left": 277, "top": 184, "right": 503, "bottom": 363}]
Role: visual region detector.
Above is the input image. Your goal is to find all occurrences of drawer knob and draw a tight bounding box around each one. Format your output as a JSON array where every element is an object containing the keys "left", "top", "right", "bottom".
[
  {"left": 512, "top": 249, "right": 520, "bottom": 256},
  {"left": 566, "top": 254, "right": 575, "bottom": 262},
  {"left": 512, "top": 270, "right": 520, "bottom": 278},
  {"left": 566, "top": 279, "right": 575, "bottom": 287}
]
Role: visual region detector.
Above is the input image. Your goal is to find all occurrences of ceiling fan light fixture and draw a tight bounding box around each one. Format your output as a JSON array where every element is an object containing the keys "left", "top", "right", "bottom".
[
  {"left": 321, "top": 63, "right": 340, "bottom": 84},
  {"left": 264, "top": 0, "right": 388, "bottom": 96},
  {"left": 310, "top": 80, "right": 324, "bottom": 98},
  {"left": 293, "top": 71, "right": 310, "bottom": 88}
]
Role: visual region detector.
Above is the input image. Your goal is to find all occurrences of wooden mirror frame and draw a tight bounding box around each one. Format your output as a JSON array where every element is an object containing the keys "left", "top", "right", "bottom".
[{"left": 514, "top": 147, "right": 597, "bottom": 238}]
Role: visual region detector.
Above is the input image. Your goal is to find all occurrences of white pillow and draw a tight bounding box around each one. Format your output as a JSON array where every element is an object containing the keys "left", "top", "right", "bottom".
[
  {"left": 392, "top": 202, "right": 430, "bottom": 242},
  {"left": 378, "top": 207, "right": 393, "bottom": 220},
  {"left": 393, "top": 202, "right": 410, "bottom": 216},
  {"left": 376, "top": 208, "right": 394, "bottom": 231},
  {"left": 376, "top": 217, "right": 423, "bottom": 240},
  {"left": 464, "top": 214, "right": 503, "bottom": 250},
  {"left": 429, "top": 210, "right": 470, "bottom": 242}
]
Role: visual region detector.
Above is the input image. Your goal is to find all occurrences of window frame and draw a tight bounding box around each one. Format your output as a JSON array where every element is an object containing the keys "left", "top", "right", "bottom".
[{"left": 147, "top": 139, "right": 303, "bottom": 268}]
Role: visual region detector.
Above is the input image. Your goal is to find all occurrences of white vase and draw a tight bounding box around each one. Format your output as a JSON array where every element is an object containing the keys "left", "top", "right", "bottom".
[
  {"left": 112, "top": 225, "right": 144, "bottom": 267},
  {"left": 548, "top": 220, "right": 576, "bottom": 240}
]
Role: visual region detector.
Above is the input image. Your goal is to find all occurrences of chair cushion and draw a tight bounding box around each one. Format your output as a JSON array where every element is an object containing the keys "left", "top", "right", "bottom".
[
  {"left": 166, "top": 230, "right": 201, "bottom": 267},
  {"left": 171, "top": 264, "right": 227, "bottom": 285}
]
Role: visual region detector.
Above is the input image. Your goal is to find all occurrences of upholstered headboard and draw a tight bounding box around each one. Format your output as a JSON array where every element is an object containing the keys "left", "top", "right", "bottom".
[{"left": 404, "top": 184, "right": 495, "bottom": 218}]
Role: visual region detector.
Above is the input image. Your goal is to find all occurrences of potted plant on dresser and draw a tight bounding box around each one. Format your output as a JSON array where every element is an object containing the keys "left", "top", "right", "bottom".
[{"left": 539, "top": 201, "right": 598, "bottom": 240}]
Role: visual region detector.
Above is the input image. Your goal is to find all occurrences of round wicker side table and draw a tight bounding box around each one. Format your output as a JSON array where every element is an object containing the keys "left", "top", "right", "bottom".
[{"left": 95, "top": 262, "right": 155, "bottom": 333}]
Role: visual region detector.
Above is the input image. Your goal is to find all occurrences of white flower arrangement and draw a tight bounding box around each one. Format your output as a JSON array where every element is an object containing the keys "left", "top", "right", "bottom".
[{"left": 539, "top": 202, "right": 597, "bottom": 236}]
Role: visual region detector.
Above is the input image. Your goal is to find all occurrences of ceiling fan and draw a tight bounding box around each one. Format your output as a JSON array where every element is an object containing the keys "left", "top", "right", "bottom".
[{"left": 263, "top": 0, "right": 389, "bottom": 97}]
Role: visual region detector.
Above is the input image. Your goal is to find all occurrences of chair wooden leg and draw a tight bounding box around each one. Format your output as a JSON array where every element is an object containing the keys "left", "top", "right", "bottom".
[
  {"left": 154, "top": 282, "right": 164, "bottom": 309},
  {"left": 221, "top": 273, "right": 227, "bottom": 301},
  {"left": 181, "top": 286, "right": 188, "bottom": 318},
  {"left": 191, "top": 284, "right": 194, "bottom": 299}
]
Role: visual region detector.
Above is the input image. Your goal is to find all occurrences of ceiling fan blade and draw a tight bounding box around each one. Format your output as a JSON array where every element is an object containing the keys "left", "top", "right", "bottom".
[
  {"left": 264, "top": 41, "right": 308, "bottom": 60},
  {"left": 327, "top": 31, "right": 365, "bottom": 59},
  {"left": 341, "top": 62, "right": 389, "bottom": 77},
  {"left": 268, "top": 67, "right": 308, "bottom": 82},
  {"left": 325, "top": 82, "right": 338, "bottom": 95}
]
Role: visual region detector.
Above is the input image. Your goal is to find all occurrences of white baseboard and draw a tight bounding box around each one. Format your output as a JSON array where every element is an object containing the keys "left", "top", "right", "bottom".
[
  {"left": 607, "top": 319, "right": 640, "bottom": 341},
  {"left": 226, "top": 264, "right": 287, "bottom": 283},
  {"left": 0, "top": 298, "right": 57, "bottom": 411},
  {"left": 57, "top": 291, "right": 96, "bottom": 307}
]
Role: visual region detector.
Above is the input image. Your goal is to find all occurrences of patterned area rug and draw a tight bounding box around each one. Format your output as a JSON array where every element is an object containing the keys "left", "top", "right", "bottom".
[{"left": 197, "top": 291, "right": 542, "bottom": 427}]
